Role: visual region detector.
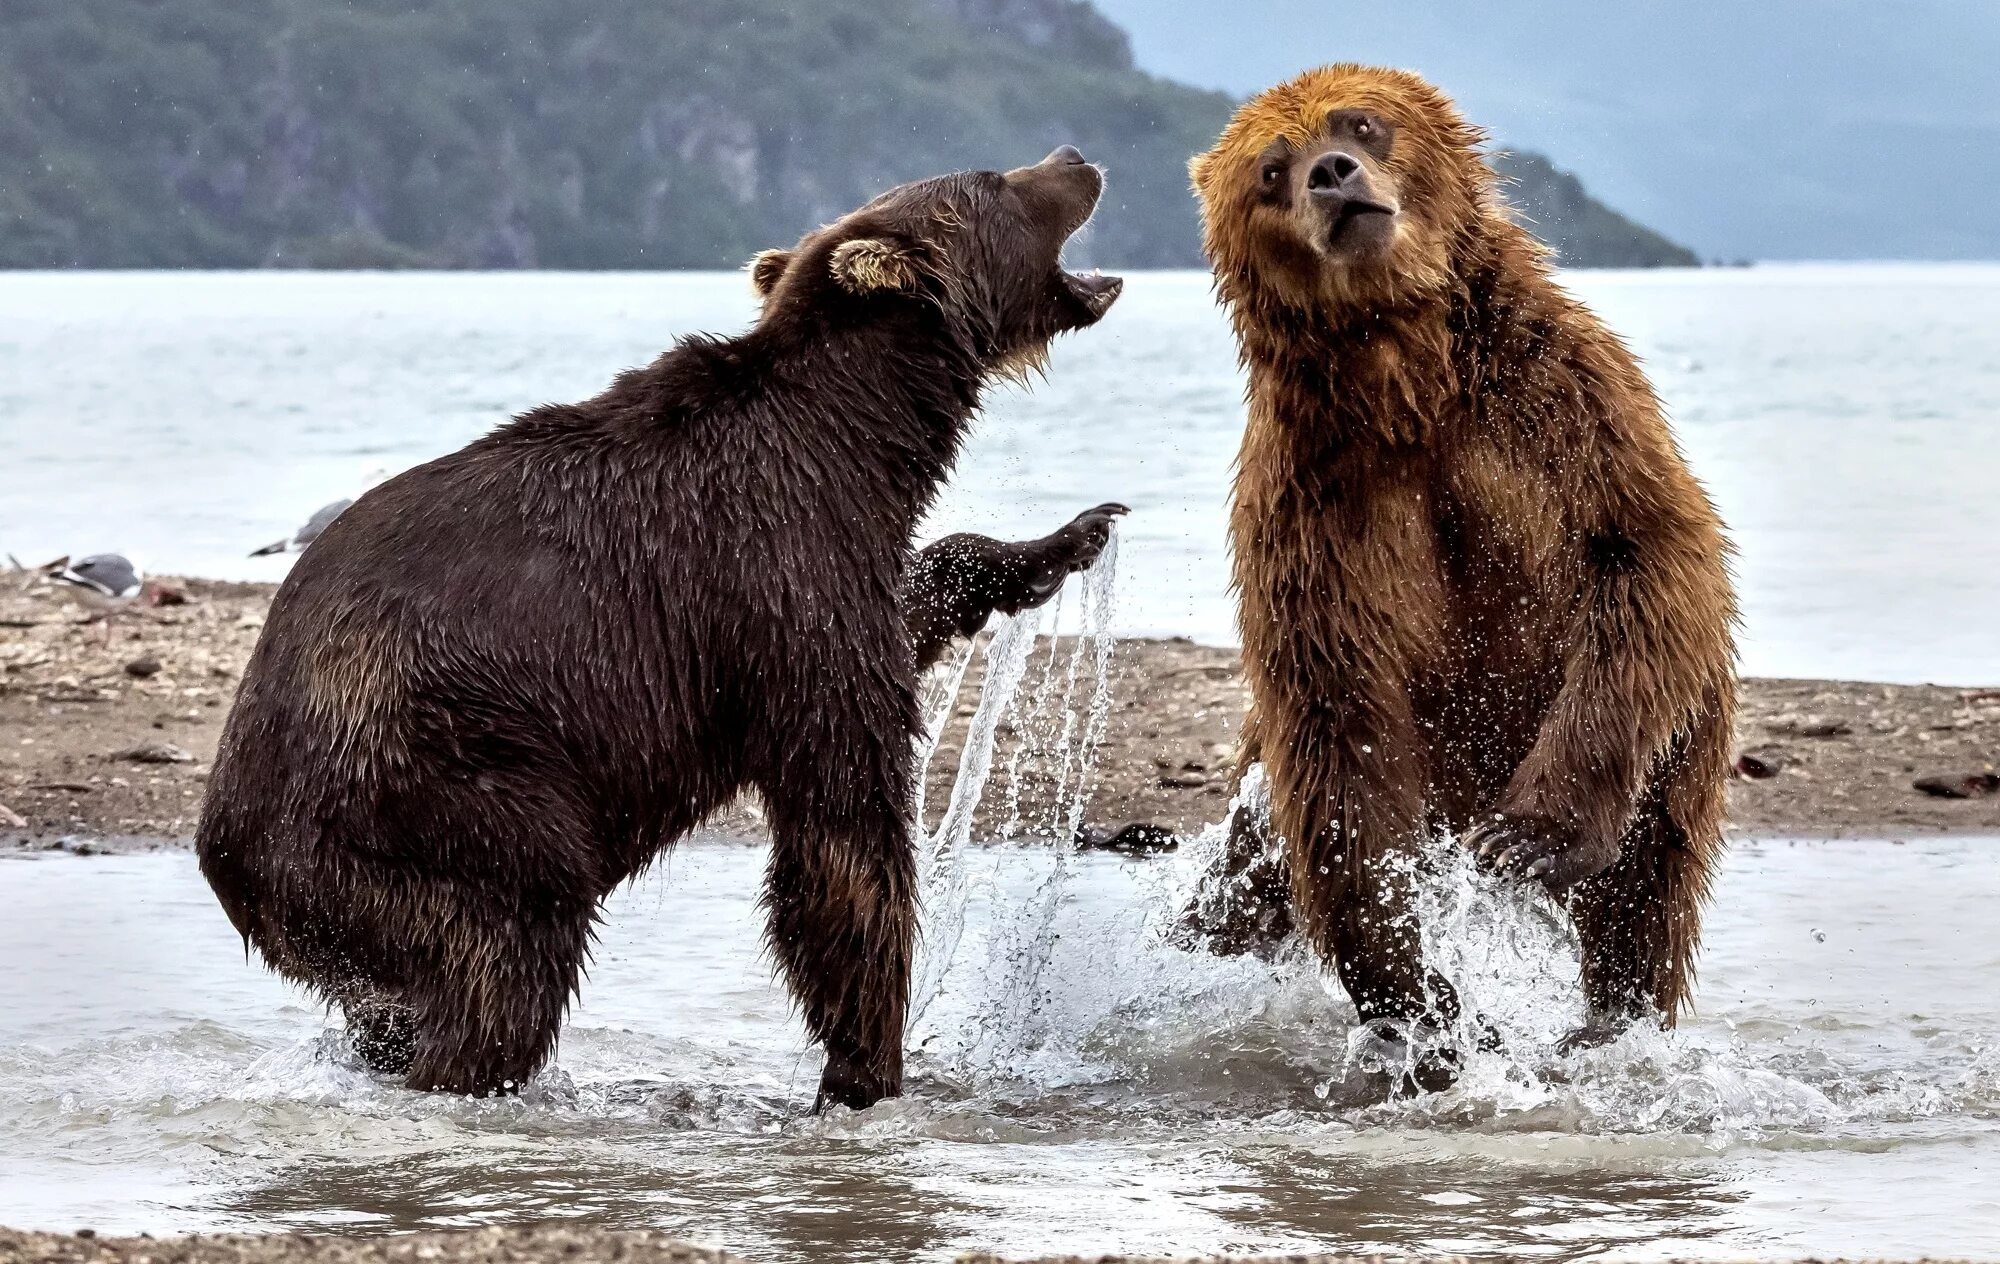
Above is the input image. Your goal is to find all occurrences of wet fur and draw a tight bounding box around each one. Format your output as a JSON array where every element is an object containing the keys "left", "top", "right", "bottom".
[
  {"left": 197, "top": 157, "right": 1115, "bottom": 1107},
  {"left": 1192, "top": 66, "right": 1737, "bottom": 1031}
]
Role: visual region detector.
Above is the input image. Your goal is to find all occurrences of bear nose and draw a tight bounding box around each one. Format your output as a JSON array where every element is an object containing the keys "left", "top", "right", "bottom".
[
  {"left": 1044, "top": 145, "right": 1088, "bottom": 166},
  {"left": 1307, "top": 151, "right": 1363, "bottom": 195}
]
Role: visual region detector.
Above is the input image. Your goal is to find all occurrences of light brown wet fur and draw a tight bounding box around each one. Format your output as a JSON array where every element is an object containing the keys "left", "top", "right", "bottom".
[{"left": 1187, "top": 65, "right": 1738, "bottom": 1048}]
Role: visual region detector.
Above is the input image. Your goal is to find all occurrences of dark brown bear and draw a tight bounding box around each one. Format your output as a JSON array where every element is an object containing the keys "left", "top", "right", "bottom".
[
  {"left": 1182, "top": 66, "right": 1738, "bottom": 1065},
  {"left": 196, "top": 147, "right": 1125, "bottom": 1111}
]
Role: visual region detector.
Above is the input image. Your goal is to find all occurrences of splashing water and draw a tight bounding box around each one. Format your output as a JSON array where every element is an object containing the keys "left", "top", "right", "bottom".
[
  {"left": 1340, "top": 830, "right": 1932, "bottom": 1136},
  {"left": 907, "top": 530, "right": 1122, "bottom": 1065},
  {"left": 908, "top": 602, "right": 1046, "bottom": 1027},
  {"left": 906, "top": 767, "right": 1999, "bottom": 1145},
  {"left": 911, "top": 606, "right": 984, "bottom": 830},
  {"left": 6, "top": 832, "right": 2000, "bottom": 1255}
]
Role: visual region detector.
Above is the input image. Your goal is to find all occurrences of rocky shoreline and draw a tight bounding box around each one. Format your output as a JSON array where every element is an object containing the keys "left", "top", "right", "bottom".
[
  {"left": 0, "top": 1227, "right": 1971, "bottom": 1264},
  {"left": 3, "top": 577, "right": 1998, "bottom": 849}
]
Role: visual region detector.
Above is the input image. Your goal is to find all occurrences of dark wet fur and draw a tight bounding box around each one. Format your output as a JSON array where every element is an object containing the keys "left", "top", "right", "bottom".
[{"left": 196, "top": 154, "right": 1119, "bottom": 1109}]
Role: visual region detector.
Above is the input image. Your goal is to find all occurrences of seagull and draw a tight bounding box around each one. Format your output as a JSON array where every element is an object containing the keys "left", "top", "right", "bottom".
[
  {"left": 47, "top": 554, "right": 145, "bottom": 640},
  {"left": 250, "top": 497, "right": 352, "bottom": 557}
]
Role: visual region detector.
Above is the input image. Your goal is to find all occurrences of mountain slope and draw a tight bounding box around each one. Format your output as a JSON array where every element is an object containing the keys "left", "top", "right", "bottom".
[
  {"left": 1492, "top": 152, "right": 1696, "bottom": 268},
  {"left": 0, "top": 0, "right": 1690, "bottom": 269}
]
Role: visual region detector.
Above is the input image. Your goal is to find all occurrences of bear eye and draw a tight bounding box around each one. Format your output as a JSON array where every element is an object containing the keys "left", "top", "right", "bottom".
[
  {"left": 1355, "top": 118, "right": 1375, "bottom": 138},
  {"left": 1260, "top": 162, "right": 1284, "bottom": 186}
]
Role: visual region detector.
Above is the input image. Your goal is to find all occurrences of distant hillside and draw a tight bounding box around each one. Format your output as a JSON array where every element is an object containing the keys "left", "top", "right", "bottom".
[
  {"left": 0, "top": 0, "right": 1690, "bottom": 269},
  {"left": 1492, "top": 152, "right": 1697, "bottom": 268}
]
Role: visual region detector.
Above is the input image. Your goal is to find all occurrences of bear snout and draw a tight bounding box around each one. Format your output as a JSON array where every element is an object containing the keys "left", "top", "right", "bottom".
[{"left": 1302, "top": 150, "right": 1397, "bottom": 239}]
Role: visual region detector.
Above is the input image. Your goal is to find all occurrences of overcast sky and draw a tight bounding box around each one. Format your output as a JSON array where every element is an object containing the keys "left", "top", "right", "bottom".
[{"left": 1089, "top": 0, "right": 1999, "bottom": 260}]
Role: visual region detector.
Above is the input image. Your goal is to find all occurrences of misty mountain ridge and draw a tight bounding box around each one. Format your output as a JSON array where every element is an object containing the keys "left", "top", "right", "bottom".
[{"left": 1, "top": 0, "right": 1694, "bottom": 270}]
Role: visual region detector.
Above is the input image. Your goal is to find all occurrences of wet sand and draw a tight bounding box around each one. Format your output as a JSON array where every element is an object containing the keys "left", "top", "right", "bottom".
[{"left": 3, "top": 576, "right": 1997, "bottom": 848}]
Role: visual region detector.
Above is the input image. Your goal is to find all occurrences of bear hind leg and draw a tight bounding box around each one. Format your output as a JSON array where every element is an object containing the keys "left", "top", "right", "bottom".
[
  {"left": 398, "top": 900, "right": 594, "bottom": 1097},
  {"left": 343, "top": 994, "right": 417, "bottom": 1077},
  {"left": 1564, "top": 691, "right": 1728, "bottom": 1043},
  {"left": 758, "top": 727, "right": 918, "bottom": 1114},
  {"left": 1566, "top": 790, "right": 1710, "bottom": 1037},
  {"left": 1326, "top": 856, "right": 1468, "bottom": 1094}
]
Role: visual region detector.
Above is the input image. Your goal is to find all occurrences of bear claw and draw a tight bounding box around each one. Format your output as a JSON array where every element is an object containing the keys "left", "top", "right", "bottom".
[{"left": 1463, "top": 813, "right": 1612, "bottom": 894}]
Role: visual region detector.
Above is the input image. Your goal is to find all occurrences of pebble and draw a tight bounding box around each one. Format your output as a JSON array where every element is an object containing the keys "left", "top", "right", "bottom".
[
  {"left": 1765, "top": 713, "right": 1852, "bottom": 739},
  {"left": 1075, "top": 821, "right": 1179, "bottom": 854},
  {"left": 113, "top": 741, "right": 196, "bottom": 765},
  {"left": 1733, "top": 746, "right": 1789, "bottom": 779},
  {"left": 1912, "top": 772, "right": 2000, "bottom": 799}
]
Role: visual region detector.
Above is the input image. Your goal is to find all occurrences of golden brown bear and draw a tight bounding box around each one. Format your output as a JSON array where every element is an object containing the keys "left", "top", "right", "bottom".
[{"left": 1182, "top": 65, "right": 1738, "bottom": 1068}]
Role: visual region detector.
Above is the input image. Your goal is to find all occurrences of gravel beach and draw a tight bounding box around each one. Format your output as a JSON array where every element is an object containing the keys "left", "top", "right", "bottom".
[{"left": 3, "top": 576, "right": 1997, "bottom": 849}]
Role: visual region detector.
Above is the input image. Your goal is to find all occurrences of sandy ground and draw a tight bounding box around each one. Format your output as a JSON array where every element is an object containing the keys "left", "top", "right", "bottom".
[{"left": 3, "top": 576, "right": 1998, "bottom": 850}]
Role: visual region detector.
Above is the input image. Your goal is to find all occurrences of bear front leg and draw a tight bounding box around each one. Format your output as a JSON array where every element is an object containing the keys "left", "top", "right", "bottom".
[
  {"left": 1472, "top": 483, "right": 1735, "bottom": 903},
  {"left": 758, "top": 727, "right": 919, "bottom": 1113},
  {"left": 765, "top": 814, "right": 916, "bottom": 1112},
  {"left": 902, "top": 502, "right": 1127, "bottom": 670},
  {"left": 1463, "top": 810, "right": 1623, "bottom": 893}
]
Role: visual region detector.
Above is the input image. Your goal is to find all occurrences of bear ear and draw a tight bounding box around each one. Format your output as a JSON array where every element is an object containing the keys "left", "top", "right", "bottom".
[
  {"left": 1187, "top": 150, "right": 1214, "bottom": 192},
  {"left": 828, "top": 237, "right": 921, "bottom": 294},
  {"left": 748, "top": 248, "right": 793, "bottom": 298}
]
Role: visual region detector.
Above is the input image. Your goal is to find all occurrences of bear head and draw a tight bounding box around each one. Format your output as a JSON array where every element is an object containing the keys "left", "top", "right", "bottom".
[
  {"left": 749, "top": 147, "right": 1122, "bottom": 375},
  {"left": 1191, "top": 65, "right": 1504, "bottom": 315}
]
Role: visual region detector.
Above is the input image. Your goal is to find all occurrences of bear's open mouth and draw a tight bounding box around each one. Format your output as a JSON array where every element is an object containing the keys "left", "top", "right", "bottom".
[
  {"left": 1063, "top": 268, "right": 1124, "bottom": 317},
  {"left": 1041, "top": 153, "right": 1119, "bottom": 320}
]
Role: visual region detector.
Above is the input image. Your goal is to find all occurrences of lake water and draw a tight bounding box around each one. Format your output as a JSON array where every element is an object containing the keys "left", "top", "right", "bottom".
[
  {"left": 1, "top": 836, "right": 1997, "bottom": 1259},
  {"left": 7, "top": 264, "right": 1999, "bottom": 1260},
  {"left": 3, "top": 264, "right": 1998, "bottom": 685}
]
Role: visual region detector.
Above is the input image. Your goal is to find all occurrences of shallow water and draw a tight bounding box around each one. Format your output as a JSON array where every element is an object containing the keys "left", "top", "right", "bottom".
[
  {"left": 4, "top": 265, "right": 2000, "bottom": 684},
  {"left": 2, "top": 836, "right": 1996, "bottom": 1259}
]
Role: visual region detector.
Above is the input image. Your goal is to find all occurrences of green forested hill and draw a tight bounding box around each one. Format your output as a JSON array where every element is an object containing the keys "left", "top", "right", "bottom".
[
  {"left": 1491, "top": 151, "right": 1699, "bottom": 269},
  {"left": 0, "top": 0, "right": 1695, "bottom": 269}
]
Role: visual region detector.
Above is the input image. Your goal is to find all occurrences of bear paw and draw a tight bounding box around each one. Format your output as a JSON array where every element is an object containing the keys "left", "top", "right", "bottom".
[
  {"left": 1353, "top": 1018, "right": 1463, "bottom": 1096},
  {"left": 993, "top": 501, "right": 1129, "bottom": 617},
  {"left": 1555, "top": 1016, "right": 1632, "bottom": 1055},
  {"left": 813, "top": 1050, "right": 896, "bottom": 1114},
  {"left": 1463, "top": 811, "right": 1619, "bottom": 894}
]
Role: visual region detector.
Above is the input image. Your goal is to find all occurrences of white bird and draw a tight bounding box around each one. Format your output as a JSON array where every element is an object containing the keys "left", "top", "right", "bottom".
[
  {"left": 250, "top": 497, "right": 352, "bottom": 557},
  {"left": 48, "top": 554, "right": 145, "bottom": 640}
]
